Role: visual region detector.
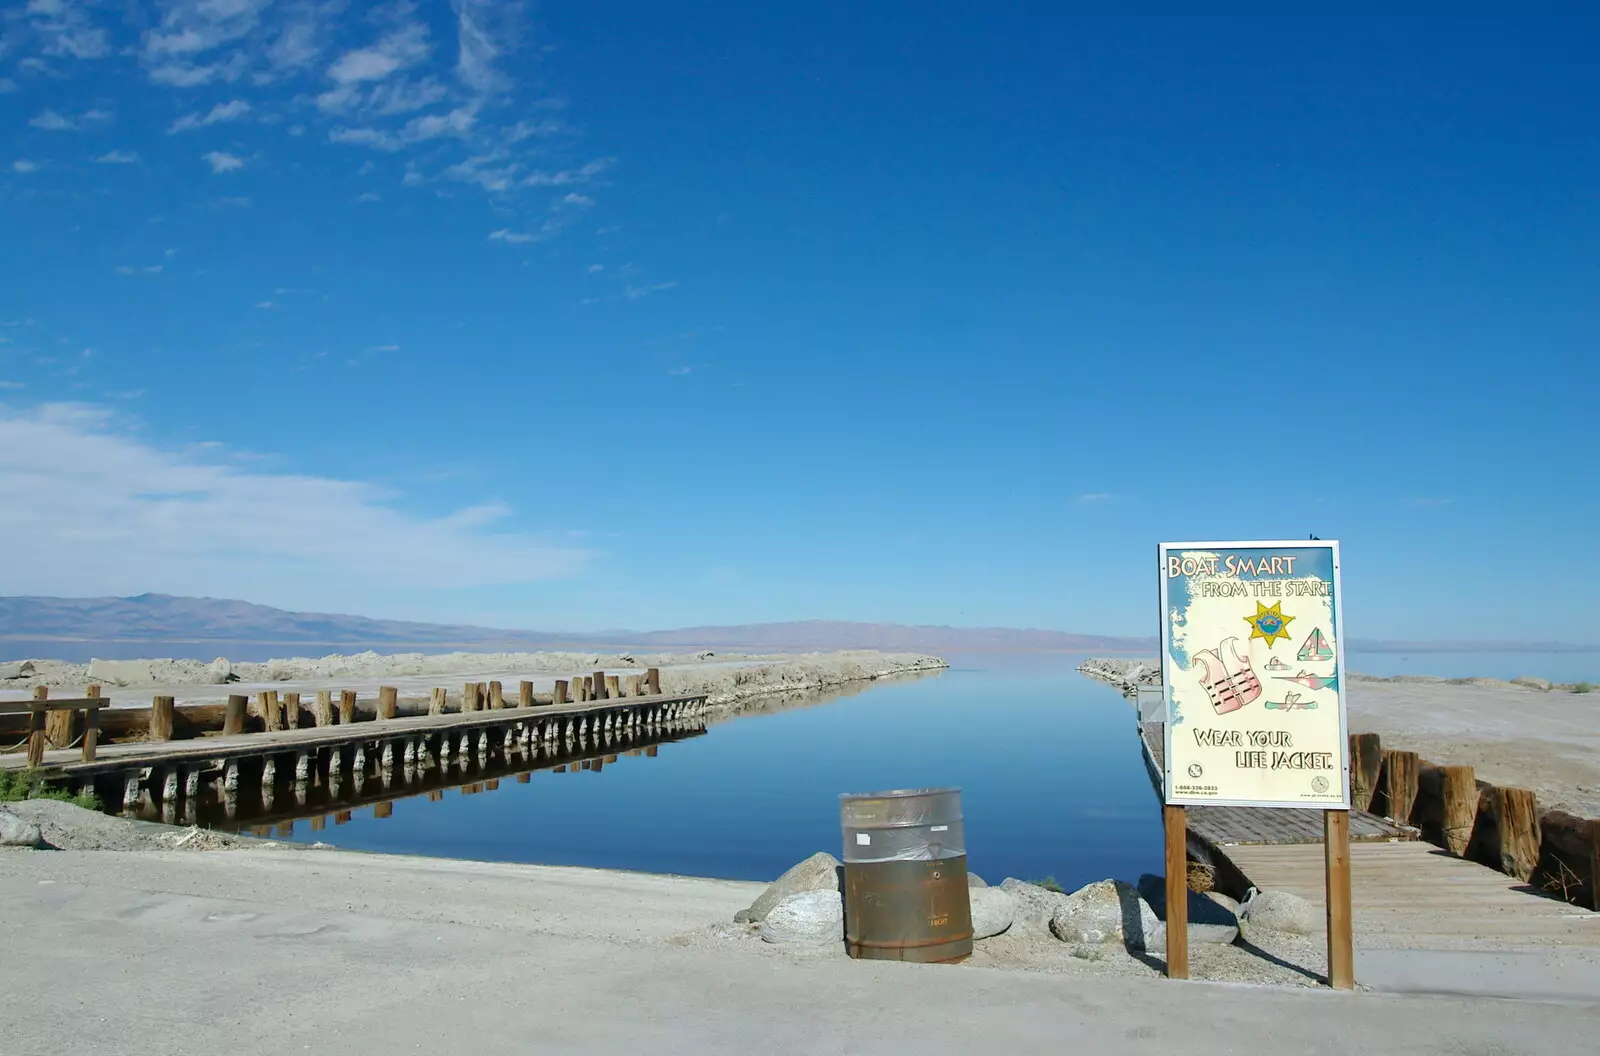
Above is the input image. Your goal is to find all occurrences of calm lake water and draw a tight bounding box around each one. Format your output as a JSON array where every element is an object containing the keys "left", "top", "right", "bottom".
[{"left": 244, "top": 655, "right": 1166, "bottom": 887}]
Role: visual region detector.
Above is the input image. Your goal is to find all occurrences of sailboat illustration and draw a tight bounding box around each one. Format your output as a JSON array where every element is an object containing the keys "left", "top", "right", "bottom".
[
  {"left": 1296, "top": 628, "right": 1334, "bottom": 663},
  {"left": 1276, "top": 669, "right": 1339, "bottom": 691},
  {"left": 1265, "top": 691, "right": 1317, "bottom": 712}
]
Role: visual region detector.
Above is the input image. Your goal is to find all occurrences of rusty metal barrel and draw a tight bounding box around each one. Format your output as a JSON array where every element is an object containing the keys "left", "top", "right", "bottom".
[{"left": 839, "top": 787, "right": 973, "bottom": 963}]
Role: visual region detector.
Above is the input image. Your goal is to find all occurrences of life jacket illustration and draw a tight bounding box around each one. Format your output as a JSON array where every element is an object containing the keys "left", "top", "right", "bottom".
[{"left": 1190, "top": 637, "right": 1262, "bottom": 715}]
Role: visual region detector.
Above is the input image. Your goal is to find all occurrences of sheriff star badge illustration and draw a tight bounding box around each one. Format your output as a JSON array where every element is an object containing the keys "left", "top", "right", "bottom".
[{"left": 1244, "top": 601, "right": 1294, "bottom": 647}]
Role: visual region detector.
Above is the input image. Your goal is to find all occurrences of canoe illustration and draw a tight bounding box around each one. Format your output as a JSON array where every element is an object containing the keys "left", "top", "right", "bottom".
[{"left": 1265, "top": 691, "right": 1316, "bottom": 712}]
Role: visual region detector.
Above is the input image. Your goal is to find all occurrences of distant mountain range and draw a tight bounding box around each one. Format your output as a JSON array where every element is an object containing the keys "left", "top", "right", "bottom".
[
  {"left": 0, "top": 594, "right": 1150, "bottom": 653},
  {"left": 0, "top": 594, "right": 1592, "bottom": 655}
]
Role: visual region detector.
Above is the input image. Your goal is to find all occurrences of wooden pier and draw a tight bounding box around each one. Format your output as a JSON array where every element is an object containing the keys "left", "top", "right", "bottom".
[
  {"left": 3, "top": 674, "right": 711, "bottom": 823},
  {"left": 1224, "top": 841, "right": 1600, "bottom": 948},
  {"left": 1134, "top": 715, "right": 1600, "bottom": 948}
]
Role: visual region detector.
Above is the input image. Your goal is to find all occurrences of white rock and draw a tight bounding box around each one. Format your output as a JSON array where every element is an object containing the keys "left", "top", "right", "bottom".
[
  {"left": 967, "top": 872, "right": 988, "bottom": 888},
  {"left": 0, "top": 660, "right": 36, "bottom": 680},
  {"left": 206, "top": 657, "right": 232, "bottom": 684},
  {"left": 736, "top": 851, "right": 841, "bottom": 923},
  {"left": 1240, "top": 888, "right": 1320, "bottom": 935},
  {"left": 760, "top": 890, "right": 844, "bottom": 945},
  {"left": 998, "top": 878, "right": 1070, "bottom": 933},
  {"left": 1049, "top": 879, "right": 1161, "bottom": 949},
  {"left": 0, "top": 808, "right": 43, "bottom": 848},
  {"left": 969, "top": 886, "right": 1015, "bottom": 940}
]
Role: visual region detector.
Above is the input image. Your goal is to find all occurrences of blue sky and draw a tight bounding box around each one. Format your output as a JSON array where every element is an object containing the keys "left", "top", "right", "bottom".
[{"left": 1, "top": 5, "right": 1595, "bottom": 642}]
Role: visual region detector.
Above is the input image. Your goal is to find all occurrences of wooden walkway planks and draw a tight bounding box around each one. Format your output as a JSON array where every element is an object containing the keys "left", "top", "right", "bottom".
[
  {"left": 1140, "top": 721, "right": 1414, "bottom": 845},
  {"left": 0, "top": 691, "right": 708, "bottom": 777},
  {"left": 1225, "top": 841, "right": 1600, "bottom": 948}
]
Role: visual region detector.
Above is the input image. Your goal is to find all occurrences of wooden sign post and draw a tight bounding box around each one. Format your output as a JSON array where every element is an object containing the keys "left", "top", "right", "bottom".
[
  {"left": 1157, "top": 540, "right": 1355, "bottom": 989},
  {"left": 1164, "top": 805, "right": 1189, "bottom": 979},
  {"left": 1324, "top": 809, "right": 1355, "bottom": 989}
]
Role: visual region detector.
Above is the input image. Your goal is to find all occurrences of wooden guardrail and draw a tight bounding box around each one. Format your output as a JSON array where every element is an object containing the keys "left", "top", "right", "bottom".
[
  {"left": 2, "top": 668, "right": 666, "bottom": 758},
  {"left": 0, "top": 686, "right": 109, "bottom": 765}
]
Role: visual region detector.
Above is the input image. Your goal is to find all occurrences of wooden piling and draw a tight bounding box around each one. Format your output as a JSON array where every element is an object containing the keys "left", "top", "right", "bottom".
[
  {"left": 313, "top": 690, "right": 334, "bottom": 727},
  {"left": 377, "top": 686, "right": 398, "bottom": 720},
  {"left": 259, "top": 691, "right": 282, "bottom": 733},
  {"left": 27, "top": 686, "right": 47, "bottom": 767},
  {"left": 1590, "top": 819, "right": 1600, "bottom": 913},
  {"left": 646, "top": 667, "right": 660, "bottom": 694},
  {"left": 553, "top": 679, "right": 568, "bottom": 706},
  {"left": 519, "top": 681, "right": 534, "bottom": 708},
  {"left": 1472, "top": 785, "right": 1542, "bottom": 881},
  {"left": 1325, "top": 810, "right": 1355, "bottom": 990},
  {"left": 605, "top": 675, "right": 621, "bottom": 699},
  {"left": 339, "top": 690, "right": 357, "bottom": 724},
  {"left": 82, "top": 684, "right": 101, "bottom": 762},
  {"left": 45, "top": 684, "right": 78, "bottom": 750},
  {"left": 488, "top": 681, "right": 504, "bottom": 710},
  {"left": 1380, "top": 749, "right": 1420, "bottom": 823},
  {"left": 150, "top": 695, "right": 176, "bottom": 741},
  {"left": 283, "top": 691, "right": 302, "bottom": 730},
  {"left": 1348, "top": 733, "right": 1382, "bottom": 812},
  {"left": 592, "top": 671, "right": 606, "bottom": 699},
  {"left": 374, "top": 801, "right": 393, "bottom": 819},
  {"left": 462, "top": 682, "right": 478, "bottom": 713},
  {"left": 429, "top": 688, "right": 447, "bottom": 716},
  {"left": 1418, "top": 763, "right": 1477, "bottom": 855},
  {"left": 224, "top": 694, "right": 248, "bottom": 736}
]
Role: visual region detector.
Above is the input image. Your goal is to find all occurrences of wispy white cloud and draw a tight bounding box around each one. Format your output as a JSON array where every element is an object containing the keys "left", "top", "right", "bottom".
[
  {"left": 445, "top": 153, "right": 518, "bottom": 191},
  {"left": 114, "top": 264, "right": 164, "bottom": 275},
  {"left": 254, "top": 300, "right": 275, "bottom": 309},
  {"left": 0, "top": 78, "right": 17, "bottom": 93},
  {"left": 1076, "top": 492, "right": 1115, "bottom": 505},
  {"left": 0, "top": 403, "right": 591, "bottom": 600},
  {"left": 0, "top": 380, "right": 25, "bottom": 390},
  {"left": 168, "top": 99, "right": 251, "bottom": 133},
  {"left": 25, "top": 0, "right": 111, "bottom": 60},
  {"left": 368, "top": 344, "right": 400, "bottom": 352},
  {"left": 561, "top": 192, "right": 595, "bottom": 208},
  {"left": 30, "top": 108, "right": 75, "bottom": 131},
  {"left": 624, "top": 281, "right": 677, "bottom": 300},
  {"left": 329, "top": 126, "right": 402, "bottom": 151},
  {"left": 95, "top": 150, "right": 139, "bottom": 164},
  {"left": 487, "top": 228, "right": 537, "bottom": 244},
  {"left": 523, "top": 157, "right": 613, "bottom": 187},
  {"left": 327, "top": 21, "right": 431, "bottom": 84},
  {"left": 451, "top": 0, "right": 524, "bottom": 95},
  {"left": 203, "top": 150, "right": 245, "bottom": 173},
  {"left": 401, "top": 105, "right": 476, "bottom": 141},
  {"left": 12, "top": 160, "right": 39, "bottom": 173},
  {"left": 587, "top": 264, "right": 604, "bottom": 274}
]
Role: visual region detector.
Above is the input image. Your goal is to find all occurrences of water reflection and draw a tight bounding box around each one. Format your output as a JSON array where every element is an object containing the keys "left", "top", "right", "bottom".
[
  {"left": 134, "top": 660, "right": 1164, "bottom": 888},
  {"left": 140, "top": 714, "right": 712, "bottom": 834}
]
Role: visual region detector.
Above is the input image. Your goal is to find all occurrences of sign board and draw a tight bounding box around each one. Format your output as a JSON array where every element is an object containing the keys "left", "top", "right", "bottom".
[{"left": 1158, "top": 540, "right": 1349, "bottom": 809}]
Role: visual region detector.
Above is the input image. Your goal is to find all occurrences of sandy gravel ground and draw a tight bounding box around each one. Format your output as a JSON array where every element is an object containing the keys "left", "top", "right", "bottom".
[
  {"left": 2, "top": 836, "right": 1596, "bottom": 1055},
  {"left": 1346, "top": 679, "right": 1600, "bottom": 818}
]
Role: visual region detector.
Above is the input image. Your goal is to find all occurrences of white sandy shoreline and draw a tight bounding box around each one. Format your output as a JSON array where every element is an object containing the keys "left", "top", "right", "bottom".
[{"left": 0, "top": 649, "right": 949, "bottom": 708}]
